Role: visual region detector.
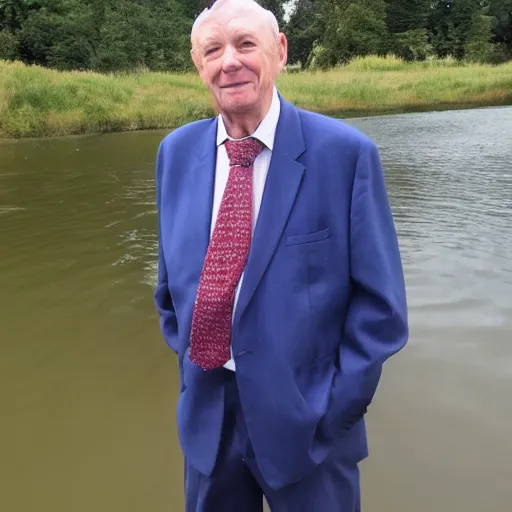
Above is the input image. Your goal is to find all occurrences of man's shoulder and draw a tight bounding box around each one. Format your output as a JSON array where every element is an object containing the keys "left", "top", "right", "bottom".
[
  {"left": 158, "top": 117, "right": 216, "bottom": 152},
  {"left": 296, "top": 106, "right": 376, "bottom": 154}
]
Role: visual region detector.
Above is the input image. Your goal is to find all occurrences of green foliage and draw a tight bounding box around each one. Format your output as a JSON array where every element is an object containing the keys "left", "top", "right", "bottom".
[
  {"left": 91, "top": 1, "right": 192, "bottom": 72},
  {"left": 18, "top": 2, "right": 95, "bottom": 69},
  {"left": 490, "top": 0, "right": 512, "bottom": 50},
  {"left": 308, "top": 43, "right": 337, "bottom": 70},
  {"left": 314, "top": 0, "right": 389, "bottom": 65},
  {"left": 284, "top": 0, "right": 318, "bottom": 68},
  {"left": 429, "top": 0, "right": 483, "bottom": 60},
  {"left": 0, "top": 0, "right": 511, "bottom": 73},
  {"left": 386, "top": 0, "right": 431, "bottom": 33},
  {"left": 393, "top": 29, "right": 433, "bottom": 61},
  {"left": 0, "top": 0, "right": 30, "bottom": 31},
  {"left": 180, "top": 0, "right": 210, "bottom": 19},
  {"left": 0, "top": 26, "right": 17, "bottom": 58},
  {"left": 465, "top": 13, "right": 497, "bottom": 63},
  {"left": 1, "top": 0, "right": 193, "bottom": 72},
  {"left": 335, "top": 1, "right": 388, "bottom": 61}
]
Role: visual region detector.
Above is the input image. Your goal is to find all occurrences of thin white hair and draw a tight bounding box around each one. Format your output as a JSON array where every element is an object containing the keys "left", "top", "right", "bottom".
[{"left": 191, "top": 0, "right": 280, "bottom": 43}]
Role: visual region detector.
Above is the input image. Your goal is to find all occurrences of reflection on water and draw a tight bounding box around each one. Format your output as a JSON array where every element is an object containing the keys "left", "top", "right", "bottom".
[{"left": 1, "top": 106, "right": 511, "bottom": 512}]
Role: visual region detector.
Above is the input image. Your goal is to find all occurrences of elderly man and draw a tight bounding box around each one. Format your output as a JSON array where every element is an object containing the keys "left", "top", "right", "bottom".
[{"left": 154, "top": 0, "right": 408, "bottom": 510}]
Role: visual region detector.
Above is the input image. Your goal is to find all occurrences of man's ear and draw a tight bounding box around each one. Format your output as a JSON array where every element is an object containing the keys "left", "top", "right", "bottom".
[{"left": 278, "top": 33, "right": 288, "bottom": 71}]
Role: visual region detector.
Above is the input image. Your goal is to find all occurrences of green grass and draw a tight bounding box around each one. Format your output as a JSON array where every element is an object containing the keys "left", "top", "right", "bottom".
[{"left": 1, "top": 56, "right": 511, "bottom": 138}]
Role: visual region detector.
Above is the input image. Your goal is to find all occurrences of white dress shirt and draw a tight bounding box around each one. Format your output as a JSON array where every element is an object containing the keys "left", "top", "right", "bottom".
[{"left": 212, "top": 87, "right": 281, "bottom": 371}]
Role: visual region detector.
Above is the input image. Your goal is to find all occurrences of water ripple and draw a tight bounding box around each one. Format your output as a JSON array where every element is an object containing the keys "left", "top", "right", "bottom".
[{"left": 347, "top": 107, "right": 512, "bottom": 366}]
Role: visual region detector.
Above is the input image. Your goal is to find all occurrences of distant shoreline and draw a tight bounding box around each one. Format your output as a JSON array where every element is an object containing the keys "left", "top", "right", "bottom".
[{"left": 1, "top": 56, "right": 511, "bottom": 139}]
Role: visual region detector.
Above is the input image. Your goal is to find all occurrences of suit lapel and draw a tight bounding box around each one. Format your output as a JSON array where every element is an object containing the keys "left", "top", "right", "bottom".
[
  {"left": 234, "top": 98, "right": 306, "bottom": 323},
  {"left": 184, "top": 120, "right": 217, "bottom": 294}
]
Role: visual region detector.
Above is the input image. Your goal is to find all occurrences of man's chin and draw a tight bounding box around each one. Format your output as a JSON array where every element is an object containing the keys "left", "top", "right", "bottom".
[{"left": 218, "top": 96, "right": 257, "bottom": 116}]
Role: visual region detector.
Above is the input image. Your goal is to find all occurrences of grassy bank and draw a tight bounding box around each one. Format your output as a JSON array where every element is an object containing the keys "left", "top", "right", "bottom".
[{"left": 1, "top": 56, "right": 511, "bottom": 138}]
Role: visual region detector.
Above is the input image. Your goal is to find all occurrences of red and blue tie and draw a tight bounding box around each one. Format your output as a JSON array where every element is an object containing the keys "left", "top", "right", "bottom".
[{"left": 189, "top": 137, "right": 264, "bottom": 370}]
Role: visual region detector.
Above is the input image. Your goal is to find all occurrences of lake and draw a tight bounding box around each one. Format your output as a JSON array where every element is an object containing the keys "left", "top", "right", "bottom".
[{"left": 1, "top": 106, "right": 511, "bottom": 511}]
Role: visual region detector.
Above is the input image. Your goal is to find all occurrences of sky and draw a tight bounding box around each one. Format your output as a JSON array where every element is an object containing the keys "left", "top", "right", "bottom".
[{"left": 283, "top": 0, "right": 297, "bottom": 22}]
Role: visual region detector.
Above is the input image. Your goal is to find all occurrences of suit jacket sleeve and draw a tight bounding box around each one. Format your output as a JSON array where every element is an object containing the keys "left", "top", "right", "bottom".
[
  {"left": 154, "top": 142, "right": 179, "bottom": 354},
  {"left": 321, "top": 138, "right": 408, "bottom": 438}
]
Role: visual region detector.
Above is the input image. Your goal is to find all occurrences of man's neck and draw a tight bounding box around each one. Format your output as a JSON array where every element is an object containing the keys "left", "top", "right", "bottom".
[{"left": 220, "top": 91, "right": 273, "bottom": 140}]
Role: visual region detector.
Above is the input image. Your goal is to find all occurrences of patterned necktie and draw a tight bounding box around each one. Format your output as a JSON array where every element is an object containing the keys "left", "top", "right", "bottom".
[{"left": 189, "top": 137, "right": 265, "bottom": 371}]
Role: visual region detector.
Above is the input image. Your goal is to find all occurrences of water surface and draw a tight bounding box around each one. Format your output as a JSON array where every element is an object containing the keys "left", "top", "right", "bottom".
[{"left": 1, "top": 106, "right": 511, "bottom": 511}]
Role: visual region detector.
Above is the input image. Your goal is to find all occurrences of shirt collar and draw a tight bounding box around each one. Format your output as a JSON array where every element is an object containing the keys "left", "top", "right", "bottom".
[{"left": 216, "top": 87, "right": 280, "bottom": 150}]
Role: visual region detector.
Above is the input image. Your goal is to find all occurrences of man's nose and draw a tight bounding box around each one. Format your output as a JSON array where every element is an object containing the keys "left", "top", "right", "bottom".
[{"left": 221, "top": 45, "right": 242, "bottom": 72}]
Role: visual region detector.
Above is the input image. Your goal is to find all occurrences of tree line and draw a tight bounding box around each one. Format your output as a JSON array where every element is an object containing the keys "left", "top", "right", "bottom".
[
  {"left": 0, "top": 0, "right": 510, "bottom": 72},
  {"left": 287, "top": 0, "right": 512, "bottom": 68}
]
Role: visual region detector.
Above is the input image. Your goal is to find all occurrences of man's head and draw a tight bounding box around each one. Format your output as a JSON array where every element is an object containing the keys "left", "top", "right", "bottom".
[{"left": 191, "top": 0, "right": 287, "bottom": 122}]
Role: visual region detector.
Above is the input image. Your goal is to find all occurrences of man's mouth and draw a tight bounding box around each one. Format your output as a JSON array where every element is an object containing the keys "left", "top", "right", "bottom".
[{"left": 221, "top": 82, "right": 249, "bottom": 89}]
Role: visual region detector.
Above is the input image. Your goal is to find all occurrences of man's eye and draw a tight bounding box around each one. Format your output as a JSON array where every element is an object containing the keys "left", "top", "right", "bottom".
[
  {"left": 242, "top": 41, "right": 254, "bottom": 47},
  {"left": 205, "top": 47, "right": 220, "bottom": 56}
]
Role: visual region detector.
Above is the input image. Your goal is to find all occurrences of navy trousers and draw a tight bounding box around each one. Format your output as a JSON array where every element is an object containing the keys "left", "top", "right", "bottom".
[{"left": 184, "top": 369, "right": 361, "bottom": 512}]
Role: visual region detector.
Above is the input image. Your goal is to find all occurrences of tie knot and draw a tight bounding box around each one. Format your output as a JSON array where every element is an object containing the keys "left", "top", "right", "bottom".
[{"left": 225, "top": 138, "right": 264, "bottom": 168}]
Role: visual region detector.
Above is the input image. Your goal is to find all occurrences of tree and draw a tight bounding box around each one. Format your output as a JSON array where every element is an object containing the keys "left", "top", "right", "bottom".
[
  {"left": 0, "top": 0, "right": 32, "bottom": 32},
  {"left": 177, "top": 0, "right": 210, "bottom": 19},
  {"left": 394, "top": 28, "right": 433, "bottom": 60},
  {"left": 314, "top": 0, "right": 388, "bottom": 66},
  {"left": 489, "top": 0, "right": 512, "bottom": 55},
  {"left": 429, "top": 0, "right": 482, "bottom": 60},
  {"left": 465, "top": 12, "right": 496, "bottom": 62},
  {"left": 1, "top": 0, "right": 510, "bottom": 72},
  {"left": 385, "top": 0, "right": 433, "bottom": 60},
  {"left": 0, "top": 27, "right": 18, "bottom": 58},
  {"left": 386, "top": 0, "right": 431, "bottom": 34},
  {"left": 285, "top": 0, "right": 320, "bottom": 66},
  {"left": 337, "top": 0, "right": 388, "bottom": 60},
  {"left": 92, "top": 0, "right": 192, "bottom": 72}
]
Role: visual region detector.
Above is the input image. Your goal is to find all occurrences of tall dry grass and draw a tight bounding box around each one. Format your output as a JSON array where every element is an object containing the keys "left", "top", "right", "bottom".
[
  {"left": 1, "top": 56, "right": 511, "bottom": 138},
  {"left": 279, "top": 55, "right": 512, "bottom": 117}
]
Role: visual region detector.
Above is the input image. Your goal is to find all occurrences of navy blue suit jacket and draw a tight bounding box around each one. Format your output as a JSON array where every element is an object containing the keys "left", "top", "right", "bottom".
[{"left": 154, "top": 95, "right": 408, "bottom": 490}]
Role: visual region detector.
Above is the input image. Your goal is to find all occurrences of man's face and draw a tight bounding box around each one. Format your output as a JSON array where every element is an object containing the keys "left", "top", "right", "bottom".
[{"left": 192, "top": 8, "right": 287, "bottom": 117}]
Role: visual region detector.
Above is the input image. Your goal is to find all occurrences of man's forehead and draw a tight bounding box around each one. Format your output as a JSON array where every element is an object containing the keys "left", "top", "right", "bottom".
[{"left": 192, "top": 0, "right": 277, "bottom": 41}]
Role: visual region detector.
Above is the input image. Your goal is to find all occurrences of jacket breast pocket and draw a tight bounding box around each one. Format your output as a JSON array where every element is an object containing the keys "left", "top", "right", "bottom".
[{"left": 286, "top": 227, "right": 330, "bottom": 247}]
